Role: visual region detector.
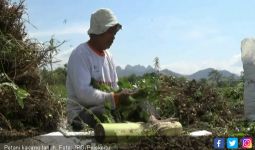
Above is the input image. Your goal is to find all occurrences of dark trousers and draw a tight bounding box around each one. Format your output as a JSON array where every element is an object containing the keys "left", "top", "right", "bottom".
[
  {"left": 71, "top": 100, "right": 159, "bottom": 131},
  {"left": 71, "top": 105, "right": 104, "bottom": 130}
]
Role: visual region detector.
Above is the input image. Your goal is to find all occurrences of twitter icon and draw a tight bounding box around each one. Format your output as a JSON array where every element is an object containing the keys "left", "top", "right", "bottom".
[{"left": 227, "top": 137, "right": 238, "bottom": 149}]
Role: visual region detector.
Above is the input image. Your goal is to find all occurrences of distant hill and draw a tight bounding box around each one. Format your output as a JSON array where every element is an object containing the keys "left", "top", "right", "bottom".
[
  {"left": 186, "top": 68, "right": 239, "bottom": 80},
  {"left": 116, "top": 65, "right": 239, "bottom": 80},
  {"left": 160, "top": 69, "right": 183, "bottom": 77},
  {"left": 116, "top": 65, "right": 154, "bottom": 77}
]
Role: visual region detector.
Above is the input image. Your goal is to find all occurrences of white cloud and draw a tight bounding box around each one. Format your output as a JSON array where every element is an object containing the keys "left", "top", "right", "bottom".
[
  {"left": 162, "top": 53, "right": 243, "bottom": 75},
  {"left": 145, "top": 16, "right": 242, "bottom": 75},
  {"left": 183, "top": 27, "right": 220, "bottom": 41},
  {"left": 185, "top": 30, "right": 205, "bottom": 39},
  {"left": 52, "top": 47, "right": 73, "bottom": 68},
  {"left": 28, "top": 23, "right": 89, "bottom": 38}
]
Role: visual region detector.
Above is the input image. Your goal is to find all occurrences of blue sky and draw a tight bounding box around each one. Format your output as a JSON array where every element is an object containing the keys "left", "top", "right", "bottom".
[{"left": 23, "top": 0, "right": 255, "bottom": 75}]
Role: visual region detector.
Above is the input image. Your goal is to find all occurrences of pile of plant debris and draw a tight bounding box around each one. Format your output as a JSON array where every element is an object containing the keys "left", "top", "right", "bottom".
[
  {"left": 157, "top": 75, "right": 233, "bottom": 128},
  {"left": 112, "top": 73, "right": 244, "bottom": 149},
  {"left": 125, "top": 136, "right": 213, "bottom": 150},
  {"left": 0, "top": 0, "right": 64, "bottom": 142},
  {"left": 117, "top": 74, "right": 237, "bottom": 128}
]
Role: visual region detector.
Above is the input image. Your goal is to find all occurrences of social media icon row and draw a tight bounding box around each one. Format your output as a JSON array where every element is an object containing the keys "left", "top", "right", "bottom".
[{"left": 214, "top": 137, "right": 253, "bottom": 149}]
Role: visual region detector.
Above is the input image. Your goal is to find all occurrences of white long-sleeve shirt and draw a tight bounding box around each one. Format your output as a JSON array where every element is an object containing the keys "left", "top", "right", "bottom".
[{"left": 66, "top": 42, "right": 118, "bottom": 122}]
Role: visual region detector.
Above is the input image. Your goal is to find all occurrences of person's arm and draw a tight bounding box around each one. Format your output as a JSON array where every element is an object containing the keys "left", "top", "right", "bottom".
[
  {"left": 68, "top": 51, "right": 116, "bottom": 108},
  {"left": 112, "top": 56, "right": 119, "bottom": 89},
  {"left": 106, "top": 50, "right": 119, "bottom": 89}
]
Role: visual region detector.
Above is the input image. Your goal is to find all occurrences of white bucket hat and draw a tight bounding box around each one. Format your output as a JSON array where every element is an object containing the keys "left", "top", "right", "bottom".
[{"left": 88, "top": 8, "right": 121, "bottom": 35}]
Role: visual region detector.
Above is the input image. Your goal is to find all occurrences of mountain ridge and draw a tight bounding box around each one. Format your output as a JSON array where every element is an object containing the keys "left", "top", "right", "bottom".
[{"left": 116, "top": 65, "right": 240, "bottom": 80}]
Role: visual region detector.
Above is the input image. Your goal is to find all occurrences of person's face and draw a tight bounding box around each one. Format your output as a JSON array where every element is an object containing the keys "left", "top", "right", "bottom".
[{"left": 99, "top": 25, "right": 119, "bottom": 50}]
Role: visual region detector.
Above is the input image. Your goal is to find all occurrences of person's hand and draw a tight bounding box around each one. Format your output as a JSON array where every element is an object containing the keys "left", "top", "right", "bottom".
[
  {"left": 129, "top": 88, "right": 147, "bottom": 98},
  {"left": 113, "top": 89, "right": 131, "bottom": 107}
]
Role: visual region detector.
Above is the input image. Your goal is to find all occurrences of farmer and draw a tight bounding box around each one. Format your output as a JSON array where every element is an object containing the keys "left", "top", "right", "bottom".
[{"left": 66, "top": 8, "right": 130, "bottom": 130}]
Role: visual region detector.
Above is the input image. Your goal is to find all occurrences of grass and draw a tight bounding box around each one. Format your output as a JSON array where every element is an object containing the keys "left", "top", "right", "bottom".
[{"left": 49, "top": 84, "right": 67, "bottom": 99}]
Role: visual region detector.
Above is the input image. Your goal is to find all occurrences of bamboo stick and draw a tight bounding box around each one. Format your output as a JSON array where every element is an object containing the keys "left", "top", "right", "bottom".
[{"left": 95, "top": 121, "right": 182, "bottom": 143}]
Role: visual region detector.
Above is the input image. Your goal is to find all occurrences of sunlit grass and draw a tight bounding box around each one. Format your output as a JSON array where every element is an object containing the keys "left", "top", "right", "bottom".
[{"left": 49, "top": 84, "right": 67, "bottom": 98}]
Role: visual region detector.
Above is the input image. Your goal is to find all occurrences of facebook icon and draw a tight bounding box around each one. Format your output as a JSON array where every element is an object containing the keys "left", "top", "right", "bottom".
[{"left": 214, "top": 138, "right": 225, "bottom": 149}]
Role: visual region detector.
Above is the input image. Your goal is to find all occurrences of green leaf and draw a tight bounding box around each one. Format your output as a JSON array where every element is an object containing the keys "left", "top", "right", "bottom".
[
  {"left": 15, "top": 87, "right": 30, "bottom": 109},
  {"left": 0, "top": 82, "right": 29, "bottom": 109}
]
